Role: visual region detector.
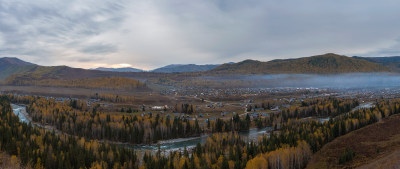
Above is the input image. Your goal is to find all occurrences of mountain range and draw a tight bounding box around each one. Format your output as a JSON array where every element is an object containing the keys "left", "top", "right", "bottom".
[
  {"left": 1, "top": 53, "right": 400, "bottom": 86},
  {"left": 93, "top": 64, "right": 221, "bottom": 73},
  {"left": 151, "top": 64, "right": 220, "bottom": 73},
  {"left": 211, "top": 53, "right": 389, "bottom": 74},
  {"left": 92, "top": 53, "right": 393, "bottom": 74},
  {"left": 93, "top": 67, "right": 144, "bottom": 72}
]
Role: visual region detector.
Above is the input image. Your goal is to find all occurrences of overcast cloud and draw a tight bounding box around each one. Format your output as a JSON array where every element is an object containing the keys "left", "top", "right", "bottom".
[{"left": 1, "top": 0, "right": 400, "bottom": 70}]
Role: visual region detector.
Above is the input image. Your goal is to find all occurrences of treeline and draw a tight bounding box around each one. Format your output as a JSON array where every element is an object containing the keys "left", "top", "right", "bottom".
[
  {"left": 0, "top": 96, "right": 138, "bottom": 169},
  {"left": 282, "top": 98, "right": 359, "bottom": 120},
  {"left": 27, "top": 97, "right": 202, "bottom": 144},
  {"left": 92, "top": 93, "right": 136, "bottom": 103},
  {"left": 174, "top": 104, "right": 195, "bottom": 114},
  {"left": 247, "top": 101, "right": 278, "bottom": 111},
  {"left": 6, "top": 77, "right": 147, "bottom": 90},
  {"left": 249, "top": 98, "right": 359, "bottom": 129},
  {"left": 212, "top": 114, "right": 251, "bottom": 132}
]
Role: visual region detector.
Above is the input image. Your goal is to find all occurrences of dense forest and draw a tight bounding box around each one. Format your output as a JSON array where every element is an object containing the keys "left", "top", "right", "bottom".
[
  {"left": 26, "top": 97, "right": 202, "bottom": 144},
  {"left": 20, "top": 97, "right": 252, "bottom": 144},
  {"left": 251, "top": 98, "right": 359, "bottom": 129},
  {"left": 0, "top": 96, "right": 138, "bottom": 169},
  {"left": 93, "top": 93, "right": 137, "bottom": 103}
]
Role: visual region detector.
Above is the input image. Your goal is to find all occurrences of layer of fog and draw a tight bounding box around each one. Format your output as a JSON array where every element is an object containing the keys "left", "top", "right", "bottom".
[{"left": 202, "top": 73, "right": 400, "bottom": 89}]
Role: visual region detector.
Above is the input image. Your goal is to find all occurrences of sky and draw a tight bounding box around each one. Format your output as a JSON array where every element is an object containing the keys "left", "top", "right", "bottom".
[{"left": 1, "top": 0, "right": 400, "bottom": 70}]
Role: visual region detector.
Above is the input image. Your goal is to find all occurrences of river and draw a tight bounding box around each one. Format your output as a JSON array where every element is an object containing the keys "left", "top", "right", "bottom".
[
  {"left": 127, "top": 127, "right": 272, "bottom": 152},
  {"left": 11, "top": 104, "right": 30, "bottom": 123},
  {"left": 352, "top": 102, "right": 375, "bottom": 111},
  {"left": 11, "top": 104, "right": 273, "bottom": 153}
]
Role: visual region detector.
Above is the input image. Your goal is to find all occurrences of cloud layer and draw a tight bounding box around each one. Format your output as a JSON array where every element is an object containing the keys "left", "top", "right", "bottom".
[{"left": 1, "top": 0, "right": 400, "bottom": 70}]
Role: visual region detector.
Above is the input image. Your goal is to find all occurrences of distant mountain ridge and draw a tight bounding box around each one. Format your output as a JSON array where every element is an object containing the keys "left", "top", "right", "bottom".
[
  {"left": 152, "top": 64, "right": 220, "bottom": 73},
  {"left": 93, "top": 67, "right": 144, "bottom": 72},
  {"left": 92, "top": 64, "right": 221, "bottom": 73},
  {"left": 210, "top": 53, "right": 390, "bottom": 74},
  {"left": 1, "top": 63, "right": 150, "bottom": 91},
  {"left": 0, "top": 53, "right": 398, "bottom": 85}
]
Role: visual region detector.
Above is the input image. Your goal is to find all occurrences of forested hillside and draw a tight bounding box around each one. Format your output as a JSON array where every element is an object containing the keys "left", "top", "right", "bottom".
[
  {"left": 353, "top": 56, "right": 400, "bottom": 72},
  {"left": 211, "top": 53, "right": 390, "bottom": 74}
]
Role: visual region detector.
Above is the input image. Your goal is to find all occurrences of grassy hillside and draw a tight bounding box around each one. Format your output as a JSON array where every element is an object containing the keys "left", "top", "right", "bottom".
[
  {"left": 307, "top": 114, "right": 400, "bottom": 169},
  {"left": 211, "top": 53, "right": 390, "bottom": 74}
]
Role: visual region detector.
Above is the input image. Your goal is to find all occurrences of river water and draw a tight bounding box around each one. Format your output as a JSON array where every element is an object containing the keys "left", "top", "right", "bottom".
[
  {"left": 128, "top": 127, "right": 272, "bottom": 152},
  {"left": 11, "top": 104, "right": 273, "bottom": 152},
  {"left": 352, "top": 102, "right": 375, "bottom": 111},
  {"left": 11, "top": 104, "right": 30, "bottom": 123}
]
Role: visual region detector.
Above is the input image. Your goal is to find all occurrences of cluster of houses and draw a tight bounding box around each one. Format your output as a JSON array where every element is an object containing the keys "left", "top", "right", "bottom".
[
  {"left": 151, "top": 105, "right": 168, "bottom": 110},
  {"left": 205, "top": 102, "right": 224, "bottom": 108}
]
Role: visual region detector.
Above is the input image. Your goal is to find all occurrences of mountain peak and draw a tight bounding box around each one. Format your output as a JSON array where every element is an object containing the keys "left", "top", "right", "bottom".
[
  {"left": 240, "top": 59, "right": 260, "bottom": 63},
  {"left": 0, "top": 57, "right": 34, "bottom": 66}
]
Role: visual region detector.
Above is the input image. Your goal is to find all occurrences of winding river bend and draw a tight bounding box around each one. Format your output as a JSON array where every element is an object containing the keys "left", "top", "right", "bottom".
[{"left": 11, "top": 104, "right": 273, "bottom": 152}]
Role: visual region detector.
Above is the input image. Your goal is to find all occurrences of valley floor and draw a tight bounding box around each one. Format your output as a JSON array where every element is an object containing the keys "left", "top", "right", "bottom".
[{"left": 307, "top": 114, "right": 400, "bottom": 169}]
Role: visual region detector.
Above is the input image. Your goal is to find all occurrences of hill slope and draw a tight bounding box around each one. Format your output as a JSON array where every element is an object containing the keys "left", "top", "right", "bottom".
[
  {"left": 353, "top": 56, "right": 400, "bottom": 72},
  {"left": 211, "top": 53, "right": 390, "bottom": 74},
  {"left": 0, "top": 58, "right": 150, "bottom": 90},
  {"left": 152, "top": 64, "right": 220, "bottom": 73},
  {"left": 0, "top": 57, "right": 37, "bottom": 80},
  {"left": 307, "top": 114, "right": 400, "bottom": 169}
]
